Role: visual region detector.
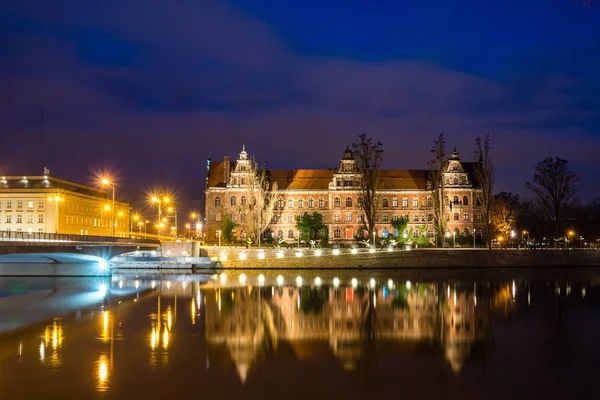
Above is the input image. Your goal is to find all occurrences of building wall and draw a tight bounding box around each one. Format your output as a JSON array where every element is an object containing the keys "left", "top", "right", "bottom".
[
  {"left": 0, "top": 178, "right": 130, "bottom": 237},
  {"left": 205, "top": 150, "right": 485, "bottom": 244}
]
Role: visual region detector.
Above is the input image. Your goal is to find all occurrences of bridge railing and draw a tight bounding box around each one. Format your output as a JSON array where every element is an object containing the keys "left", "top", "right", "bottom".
[{"left": 0, "top": 230, "right": 160, "bottom": 246}]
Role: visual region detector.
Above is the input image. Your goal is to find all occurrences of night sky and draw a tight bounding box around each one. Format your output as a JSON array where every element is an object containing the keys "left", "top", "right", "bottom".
[{"left": 1, "top": 0, "right": 599, "bottom": 215}]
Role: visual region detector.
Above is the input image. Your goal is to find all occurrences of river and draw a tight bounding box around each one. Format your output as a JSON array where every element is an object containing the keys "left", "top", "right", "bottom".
[{"left": 0, "top": 267, "right": 599, "bottom": 399}]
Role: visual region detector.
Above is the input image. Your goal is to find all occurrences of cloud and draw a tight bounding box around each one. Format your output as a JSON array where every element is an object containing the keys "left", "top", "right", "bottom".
[{"left": 1, "top": 0, "right": 599, "bottom": 206}]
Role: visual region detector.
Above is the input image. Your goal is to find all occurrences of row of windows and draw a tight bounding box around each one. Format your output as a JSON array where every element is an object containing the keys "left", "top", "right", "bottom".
[
  {"left": 214, "top": 194, "right": 480, "bottom": 209},
  {"left": 0, "top": 200, "right": 44, "bottom": 209},
  {"left": 2, "top": 228, "right": 45, "bottom": 233},
  {"left": 2, "top": 214, "right": 44, "bottom": 224}
]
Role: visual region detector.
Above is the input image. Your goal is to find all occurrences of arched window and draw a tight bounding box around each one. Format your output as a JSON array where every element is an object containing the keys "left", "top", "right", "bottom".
[
  {"left": 288, "top": 198, "right": 294, "bottom": 208},
  {"left": 454, "top": 213, "right": 459, "bottom": 220},
  {"left": 427, "top": 197, "right": 433, "bottom": 208},
  {"left": 241, "top": 195, "right": 247, "bottom": 205},
  {"left": 334, "top": 228, "right": 341, "bottom": 238},
  {"left": 240, "top": 213, "right": 246, "bottom": 222},
  {"left": 318, "top": 198, "right": 325, "bottom": 208},
  {"left": 346, "top": 213, "right": 352, "bottom": 222},
  {"left": 334, "top": 213, "right": 341, "bottom": 222},
  {"left": 382, "top": 198, "right": 389, "bottom": 208},
  {"left": 230, "top": 196, "right": 237, "bottom": 206},
  {"left": 454, "top": 228, "right": 460, "bottom": 235},
  {"left": 463, "top": 228, "right": 470, "bottom": 236},
  {"left": 308, "top": 197, "right": 314, "bottom": 208},
  {"left": 240, "top": 229, "right": 247, "bottom": 239},
  {"left": 288, "top": 230, "right": 294, "bottom": 239},
  {"left": 214, "top": 196, "right": 221, "bottom": 207},
  {"left": 278, "top": 230, "right": 283, "bottom": 238},
  {"left": 277, "top": 197, "right": 284, "bottom": 208},
  {"left": 402, "top": 198, "right": 408, "bottom": 207},
  {"left": 345, "top": 197, "right": 352, "bottom": 207},
  {"left": 298, "top": 198, "right": 304, "bottom": 208},
  {"left": 413, "top": 230, "right": 419, "bottom": 238},
  {"left": 463, "top": 195, "right": 469, "bottom": 206},
  {"left": 334, "top": 197, "right": 341, "bottom": 207},
  {"left": 453, "top": 196, "right": 459, "bottom": 205},
  {"left": 453, "top": 178, "right": 458, "bottom": 185},
  {"left": 392, "top": 198, "right": 398, "bottom": 207},
  {"left": 382, "top": 214, "right": 389, "bottom": 222}
]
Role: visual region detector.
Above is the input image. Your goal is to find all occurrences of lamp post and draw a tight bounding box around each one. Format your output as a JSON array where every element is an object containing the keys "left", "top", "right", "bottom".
[
  {"left": 445, "top": 231, "right": 450, "bottom": 248},
  {"left": 167, "top": 206, "right": 177, "bottom": 238},
  {"left": 47, "top": 195, "right": 64, "bottom": 234},
  {"left": 101, "top": 179, "right": 115, "bottom": 237},
  {"left": 510, "top": 230, "right": 515, "bottom": 249},
  {"left": 218, "top": 229, "right": 222, "bottom": 247},
  {"left": 185, "top": 224, "right": 191, "bottom": 239},
  {"left": 100, "top": 204, "right": 110, "bottom": 236},
  {"left": 372, "top": 230, "right": 376, "bottom": 250},
  {"left": 151, "top": 196, "right": 171, "bottom": 235},
  {"left": 196, "top": 222, "right": 202, "bottom": 242},
  {"left": 568, "top": 230, "right": 574, "bottom": 249},
  {"left": 131, "top": 214, "right": 140, "bottom": 237},
  {"left": 453, "top": 231, "right": 456, "bottom": 248}
]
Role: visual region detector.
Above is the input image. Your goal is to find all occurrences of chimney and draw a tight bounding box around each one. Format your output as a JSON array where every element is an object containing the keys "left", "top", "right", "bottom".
[{"left": 223, "top": 156, "right": 231, "bottom": 184}]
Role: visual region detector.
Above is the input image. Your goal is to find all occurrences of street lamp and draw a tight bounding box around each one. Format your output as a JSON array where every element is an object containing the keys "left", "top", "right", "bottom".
[
  {"left": 453, "top": 231, "right": 456, "bottom": 248},
  {"left": 101, "top": 178, "right": 115, "bottom": 237},
  {"left": 568, "top": 230, "right": 574, "bottom": 249},
  {"left": 217, "top": 229, "right": 222, "bottom": 247},
  {"left": 185, "top": 223, "right": 191, "bottom": 239},
  {"left": 151, "top": 195, "right": 171, "bottom": 235},
  {"left": 196, "top": 222, "right": 202, "bottom": 242},
  {"left": 100, "top": 204, "right": 110, "bottom": 236},
  {"left": 510, "top": 230, "right": 515, "bottom": 249},
  {"left": 131, "top": 214, "right": 140, "bottom": 237},
  {"left": 445, "top": 231, "right": 450, "bottom": 248},
  {"left": 47, "top": 195, "right": 64, "bottom": 233}
]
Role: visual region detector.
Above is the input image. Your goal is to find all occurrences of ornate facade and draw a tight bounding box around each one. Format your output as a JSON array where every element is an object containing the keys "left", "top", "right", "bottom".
[{"left": 204, "top": 146, "right": 484, "bottom": 244}]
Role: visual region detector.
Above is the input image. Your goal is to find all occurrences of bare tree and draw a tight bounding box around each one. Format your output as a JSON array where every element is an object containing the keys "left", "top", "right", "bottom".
[
  {"left": 428, "top": 133, "right": 447, "bottom": 246},
  {"left": 526, "top": 157, "right": 578, "bottom": 239},
  {"left": 352, "top": 133, "right": 383, "bottom": 241},
  {"left": 240, "top": 158, "right": 278, "bottom": 247},
  {"left": 473, "top": 135, "right": 494, "bottom": 249},
  {"left": 490, "top": 192, "right": 520, "bottom": 246}
]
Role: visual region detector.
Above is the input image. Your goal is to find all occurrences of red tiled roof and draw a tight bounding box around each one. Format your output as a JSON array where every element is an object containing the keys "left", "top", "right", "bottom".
[
  {"left": 270, "top": 170, "right": 333, "bottom": 190},
  {"left": 379, "top": 170, "right": 429, "bottom": 190}
]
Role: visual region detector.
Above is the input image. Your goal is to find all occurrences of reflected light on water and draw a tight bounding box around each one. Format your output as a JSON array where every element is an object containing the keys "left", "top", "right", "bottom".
[
  {"left": 276, "top": 275, "right": 284, "bottom": 286},
  {"left": 96, "top": 354, "right": 109, "bottom": 392},
  {"left": 351, "top": 278, "right": 358, "bottom": 288},
  {"left": 191, "top": 299, "right": 196, "bottom": 325},
  {"left": 333, "top": 277, "right": 340, "bottom": 288},
  {"left": 39, "top": 341, "right": 45, "bottom": 361},
  {"left": 163, "top": 327, "right": 169, "bottom": 349},
  {"left": 220, "top": 273, "right": 227, "bottom": 284},
  {"left": 258, "top": 274, "right": 265, "bottom": 285},
  {"left": 167, "top": 308, "right": 173, "bottom": 331}
]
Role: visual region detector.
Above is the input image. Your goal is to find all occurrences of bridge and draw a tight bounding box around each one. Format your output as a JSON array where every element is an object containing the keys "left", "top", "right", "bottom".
[{"left": 0, "top": 230, "right": 160, "bottom": 260}]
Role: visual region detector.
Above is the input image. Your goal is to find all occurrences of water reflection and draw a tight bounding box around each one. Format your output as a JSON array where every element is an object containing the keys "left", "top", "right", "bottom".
[{"left": 0, "top": 271, "right": 598, "bottom": 398}]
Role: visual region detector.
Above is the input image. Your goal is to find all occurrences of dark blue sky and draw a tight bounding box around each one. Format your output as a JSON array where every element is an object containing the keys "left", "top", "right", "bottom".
[{"left": 1, "top": 0, "right": 599, "bottom": 215}]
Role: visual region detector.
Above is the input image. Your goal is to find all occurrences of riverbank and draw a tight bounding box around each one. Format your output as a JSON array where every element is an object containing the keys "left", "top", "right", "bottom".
[{"left": 217, "top": 249, "right": 600, "bottom": 269}]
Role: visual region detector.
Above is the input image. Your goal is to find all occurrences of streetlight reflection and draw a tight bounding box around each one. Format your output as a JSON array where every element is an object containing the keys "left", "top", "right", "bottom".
[{"left": 96, "top": 354, "right": 109, "bottom": 392}]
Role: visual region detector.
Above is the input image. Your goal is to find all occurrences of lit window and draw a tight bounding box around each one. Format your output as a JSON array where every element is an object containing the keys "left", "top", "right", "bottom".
[
  {"left": 288, "top": 214, "right": 294, "bottom": 222},
  {"left": 392, "top": 198, "right": 398, "bottom": 207},
  {"left": 27, "top": 214, "right": 33, "bottom": 223},
  {"left": 412, "top": 198, "right": 418, "bottom": 208},
  {"left": 334, "top": 197, "right": 341, "bottom": 207},
  {"left": 345, "top": 197, "right": 352, "bottom": 207},
  {"left": 17, "top": 214, "right": 22, "bottom": 223},
  {"left": 346, "top": 213, "right": 352, "bottom": 222},
  {"left": 6, "top": 215, "right": 12, "bottom": 223},
  {"left": 453, "top": 196, "right": 459, "bottom": 205},
  {"left": 241, "top": 195, "right": 247, "bottom": 205},
  {"left": 240, "top": 214, "right": 246, "bottom": 222},
  {"left": 463, "top": 212, "right": 469, "bottom": 220},
  {"left": 392, "top": 214, "right": 398, "bottom": 221},
  {"left": 38, "top": 214, "right": 44, "bottom": 223},
  {"left": 278, "top": 230, "right": 283, "bottom": 238},
  {"left": 298, "top": 198, "right": 304, "bottom": 208},
  {"left": 318, "top": 198, "right": 324, "bottom": 208},
  {"left": 230, "top": 196, "right": 237, "bottom": 206},
  {"left": 288, "top": 198, "right": 294, "bottom": 208},
  {"left": 382, "top": 214, "right": 389, "bottom": 222},
  {"left": 334, "top": 228, "right": 341, "bottom": 238},
  {"left": 402, "top": 198, "right": 408, "bottom": 207},
  {"left": 214, "top": 196, "right": 221, "bottom": 207},
  {"left": 475, "top": 213, "right": 482, "bottom": 221},
  {"left": 27, "top": 201, "right": 34, "bottom": 209},
  {"left": 278, "top": 197, "right": 284, "bottom": 208},
  {"left": 334, "top": 213, "right": 341, "bottom": 222},
  {"left": 288, "top": 230, "right": 294, "bottom": 239},
  {"left": 231, "top": 214, "right": 237, "bottom": 221},
  {"left": 6, "top": 201, "right": 12, "bottom": 209},
  {"left": 308, "top": 198, "right": 314, "bottom": 208},
  {"left": 382, "top": 198, "right": 389, "bottom": 208},
  {"left": 358, "top": 214, "right": 363, "bottom": 222}
]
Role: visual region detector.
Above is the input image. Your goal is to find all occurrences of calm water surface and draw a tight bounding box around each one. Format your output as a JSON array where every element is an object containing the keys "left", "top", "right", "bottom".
[{"left": 0, "top": 268, "right": 599, "bottom": 399}]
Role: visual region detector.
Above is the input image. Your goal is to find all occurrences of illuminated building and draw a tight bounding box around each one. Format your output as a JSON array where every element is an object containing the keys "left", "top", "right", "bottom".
[
  {"left": 0, "top": 174, "right": 130, "bottom": 237},
  {"left": 205, "top": 146, "right": 484, "bottom": 243}
]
